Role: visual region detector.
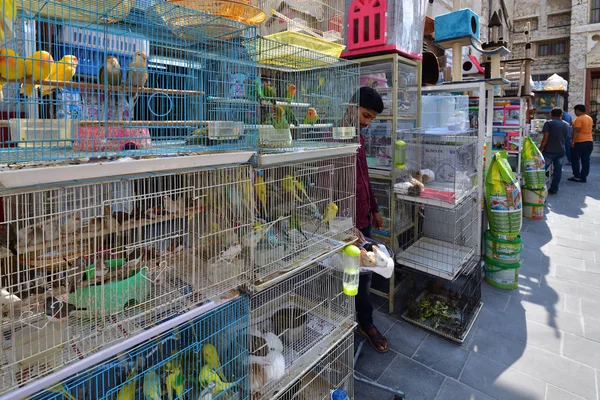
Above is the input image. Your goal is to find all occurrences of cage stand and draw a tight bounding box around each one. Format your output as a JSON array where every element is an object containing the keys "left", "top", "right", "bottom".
[{"left": 353, "top": 340, "right": 405, "bottom": 399}]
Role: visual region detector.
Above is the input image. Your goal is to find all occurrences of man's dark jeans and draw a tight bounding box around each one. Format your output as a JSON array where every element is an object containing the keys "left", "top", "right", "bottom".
[
  {"left": 571, "top": 141, "right": 594, "bottom": 181},
  {"left": 543, "top": 152, "right": 564, "bottom": 192},
  {"left": 356, "top": 225, "right": 374, "bottom": 329}
]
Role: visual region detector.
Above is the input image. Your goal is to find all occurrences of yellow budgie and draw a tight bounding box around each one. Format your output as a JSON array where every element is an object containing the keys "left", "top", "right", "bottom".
[
  {"left": 322, "top": 202, "right": 338, "bottom": 224},
  {"left": 116, "top": 366, "right": 137, "bottom": 400},
  {"left": 41, "top": 55, "right": 78, "bottom": 97},
  {"left": 255, "top": 174, "right": 268, "bottom": 216},
  {"left": 201, "top": 343, "right": 226, "bottom": 381},
  {"left": 199, "top": 364, "right": 235, "bottom": 394},
  {"left": 0, "top": 0, "right": 17, "bottom": 42},
  {"left": 282, "top": 175, "right": 302, "bottom": 202},
  {"left": 0, "top": 48, "right": 25, "bottom": 81},
  {"left": 22, "top": 50, "right": 55, "bottom": 97},
  {"left": 165, "top": 358, "right": 185, "bottom": 400},
  {"left": 143, "top": 370, "right": 162, "bottom": 400},
  {"left": 294, "top": 179, "right": 311, "bottom": 202}
]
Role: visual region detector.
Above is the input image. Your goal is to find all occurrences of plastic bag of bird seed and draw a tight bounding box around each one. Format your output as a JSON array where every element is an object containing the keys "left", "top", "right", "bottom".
[
  {"left": 521, "top": 136, "right": 546, "bottom": 189},
  {"left": 486, "top": 151, "right": 522, "bottom": 241}
]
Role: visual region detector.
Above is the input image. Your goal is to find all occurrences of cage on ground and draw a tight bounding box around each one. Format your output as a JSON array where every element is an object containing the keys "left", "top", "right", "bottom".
[
  {"left": 26, "top": 296, "right": 249, "bottom": 400},
  {"left": 402, "top": 261, "right": 482, "bottom": 343},
  {"left": 394, "top": 191, "right": 479, "bottom": 280},
  {"left": 241, "top": 38, "right": 360, "bottom": 152},
  {"left": 272, "top": 331, "right": 354, "bottom": 400},
  {"left": 394, "top": 129, "right": 478, "bottom": 207},
  {"left": 0, "top": 0, "right": 259, "bottom": 164},
  {"left": 0, "top": 165, "right": 253, "bottom": 393},
  {"left": 249, "top": 262, "right": 355, "bottom": 400},
  {"left": 249, "top": 154, "right": 356, "bottom": 290}
]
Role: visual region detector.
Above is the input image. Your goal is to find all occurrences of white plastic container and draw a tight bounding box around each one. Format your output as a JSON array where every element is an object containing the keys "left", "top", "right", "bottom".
[
  {"left": 420, "top": 95, "right": 469, "bottom": 134},
  {"left": 10, "top": 118, "right": 77, "bottom": 148}
]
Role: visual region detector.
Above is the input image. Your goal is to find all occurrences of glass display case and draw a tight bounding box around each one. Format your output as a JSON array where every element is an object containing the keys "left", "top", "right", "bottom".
[{"left": 533, "top": 89, "right": 566, "bottom": 118}]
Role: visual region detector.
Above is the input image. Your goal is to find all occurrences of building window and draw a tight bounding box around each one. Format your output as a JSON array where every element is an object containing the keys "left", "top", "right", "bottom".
[
  {"left": 592, "top": 0, "right": 600, "bottom": 24},
  {"left": 537, "top": 40, "right": 568, "bottom": 57}
]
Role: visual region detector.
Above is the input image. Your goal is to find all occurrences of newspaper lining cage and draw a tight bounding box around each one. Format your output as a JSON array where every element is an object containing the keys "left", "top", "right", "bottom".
[
  {"left": 273, "top": 332, "right": 353, "bottom": 400},
  {"left": 27, "top": 296, "right": 250, "bottom": 400},
  {"left": 242, "top": 38, "right": 360, "bottom": 152},
  {"left": 394, "top": 130, "right": 478, "bottom": 207},
  {"left": 0, "top": 0, "right": 260, "bottom": 164},
  {"left": 395, "top": 191, "right": 479, "bottom": 280},
  {"left": 0, "top": 165, "right": 253, "bottom": 392},
  {"left": 250, "top": 154, "right": 356, "bottom": 288},
  {"left": 249, "top": 262, "right": 355, "bottom": 400},
  {"left": 403, "top": 261, "right": 482, "bottom": 343}
]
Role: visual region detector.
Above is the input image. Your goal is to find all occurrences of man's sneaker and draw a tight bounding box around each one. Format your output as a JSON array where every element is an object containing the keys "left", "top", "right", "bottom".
[{"left": 548, "top": 189, "right": 558, "bottom": 195}]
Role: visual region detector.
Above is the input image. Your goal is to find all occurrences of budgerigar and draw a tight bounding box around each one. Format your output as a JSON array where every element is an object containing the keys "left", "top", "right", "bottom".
[
  {"left": 201, "top": 343, "right": 226, "bottom": 381},
  {"left": 143, "top": 370, "right": 162, "bottom": 400},
  {"left": 304, "top": 107, "right": 318, "bottom": 125},
  {"left": 0, "top": 48, "right": 25, "bottom": 81},
  {"left": 272, "top": 105, "right": 289, "bottom": 130},
  {"left": 116, "top": 366, "right": 137, "bottom": 400},
  {"left": 322, "top": 202, "right": 338, "bottom": 224},
  {"left": 255, "top": 174, "right": 268, "bottom": 217},
  {"left": 41, "top": 55, "right": 78, "bottom": 97},
  {"left": 199, "top": 365, "right": 235, "bottom": 394},
  {"left": 125, "top": 50, "right": 148, "bottom": 105},
  {"left": 282, "top": 175, "right": 302, "bottom": 202},
  {"left": 165, "top": 361, "right": 185, "bottom": 400},
  {"left": 0, "top": 0, "right": 16, "bottom": 42},
  {"left": 99, "top": 55, "right": 122, "bottom": 87},
  {"left": 21, "top": 50, "right": 54, "bottom": 97}
]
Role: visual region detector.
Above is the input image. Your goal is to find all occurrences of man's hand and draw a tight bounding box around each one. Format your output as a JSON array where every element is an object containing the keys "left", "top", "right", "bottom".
[
  {"left": 571, "top": 142, "right": 575, "bottom": 148},
  {"left": 352, "top": 227, "right": 365, "bottom": 243},
  {"left": 373, "top": 212, "right": 384, "bottom": 230}
]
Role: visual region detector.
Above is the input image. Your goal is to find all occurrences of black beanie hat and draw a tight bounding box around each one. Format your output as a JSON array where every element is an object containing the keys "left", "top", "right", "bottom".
[{"left": 353, "top": 86, "right": 384, "bottom": 114}]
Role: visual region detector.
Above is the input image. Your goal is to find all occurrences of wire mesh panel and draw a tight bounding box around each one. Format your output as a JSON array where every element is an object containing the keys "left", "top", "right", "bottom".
[
  {"left": 395, "top": 192, "right": 479, "bottom": 280},
  {"left": 0, "top": 165, "right": 253, "bottom": 392},
  {"left": 251, "top": 154, "right": 356, "bottom": 287},
  {"left": 27, "top": 296, "right": 250, "bottom": 400},
  {"left": 242, "top": 38, "right": 359, "bottom": 152},
  {"left": 403, "top": 263, "right": 482, "bottom": 343},
  {"left": 394, "top": 130, "right": 478, "bottom": 207},
  {"left": 249, "top": 262, "right": 355, "bottom": 400},
  {"left": 273, "top": 332, "right": 353, "bottom": 400},
  {"left": 0, "top": 0, "right": 258, "bottom": 164}
]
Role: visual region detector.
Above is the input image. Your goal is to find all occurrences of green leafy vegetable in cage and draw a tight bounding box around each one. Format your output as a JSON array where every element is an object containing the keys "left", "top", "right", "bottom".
[
  {"left": 521, "top": 136, "right": 546, "bottom": 189},
  {"left": 486, "top": 151, "right": 522, "bottom": 241}
]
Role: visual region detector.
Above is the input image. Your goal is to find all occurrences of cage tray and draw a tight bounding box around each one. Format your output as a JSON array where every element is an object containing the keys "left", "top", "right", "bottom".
[
  {"left": 394, "top": 182, "right": 477, "bottom": 209},
  {"left": 395, "top": 237, "right": 475, "bottom": 280},
  {"left": 402, "top": 290, "right": 482, "bottom": 343}
]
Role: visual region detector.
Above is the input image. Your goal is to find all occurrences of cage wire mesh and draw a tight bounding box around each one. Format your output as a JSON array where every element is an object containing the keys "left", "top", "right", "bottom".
[
  {"left": 241, "top": 37, "right": 359, "bottom": 152},
  {"left": 394, "top": 130, "right": 478, "bottom": 206},
  {"left": 250, "top": 154, "right": 356, "bottom": 287},
  {"left": 27, "top": 296, "right": 250, "bottom": 400},
  {"left": 395, "top": 191, "right": 479, "bottom": 280},
  {"left": 0, "top": 165, "right": 254, "bottom": 392},
  {"left": 249, "top": 262, "right": 355, "bottom": 400},
  {"left": 272, "top": 332, "right": 353, "bottom": 400},
  {"left": 0, "top": 0, "right": 260, "bottom": 164},
  {"left": 403, "top": 262, "right": 482, "bottom": 343}
]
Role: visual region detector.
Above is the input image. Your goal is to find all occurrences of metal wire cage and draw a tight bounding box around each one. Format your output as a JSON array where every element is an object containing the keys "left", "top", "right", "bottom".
[
  {"left": 394, "top": 130, "right": 478, "bottom": 207},
  {"left": 249, "top": 262, "right": 355, "bottom": 400},
  {"left": 242, "top": 38, "right": 359, "bottom": 152},
  {"left": 0, "top": 165, "right": 253, "bottom": 392},
  {"left": 403, "top": 262, "right": 482, "bottom": 343},
  {"left": 27, "top": 296, "right": 250, "bottom": 400},
  {"left": 250, "top": 154, "right": 356, "bottom": 289},
  {"left": 395, "top": 192, "right": 479, "bottom": 280},
  {"left": 273, "top": 332, "right": 354, "bottom": 400},
  {"left": 0, "top": 0, "right": 259, "bottom": 164}
]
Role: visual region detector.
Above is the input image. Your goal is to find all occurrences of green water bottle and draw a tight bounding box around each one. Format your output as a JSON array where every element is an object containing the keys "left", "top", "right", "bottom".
[
  {"left": 341, "top": 244, "right": 361, "bottom": 296},
  {"left": 395, "top": 140, "right": 406, "bottom": 169}
]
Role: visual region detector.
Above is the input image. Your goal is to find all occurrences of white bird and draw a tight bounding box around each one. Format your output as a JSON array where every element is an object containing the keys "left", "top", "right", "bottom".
[
  {"left": 162, "top": 196, "right": 187, "bottom": 215},
  {"left": 60, "top": 213, "right": 82, "bottom": 236},
  {"left": 198, "top": 381, "right": 215, "bottom": 400},
  {"left": 220, "top": 243, "right": 242, "bottom": 262},
  {"left": 0, "top": 288, "right": 21, "bottom": 305}
]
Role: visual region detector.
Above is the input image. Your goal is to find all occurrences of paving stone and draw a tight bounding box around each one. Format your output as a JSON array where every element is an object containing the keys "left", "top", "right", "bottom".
[
  {"left": 505, "top": 297, "right": 584, "bottom": 336},
  {"left": 434, "top": 379, "right": 495, "bottom": 400},
  {"left": 563, "top": 333, "right": 600, "bottom": 369},
  {"left": 554, "top": 237, "right": 599, "bottom": 251},
  {"left": 354, "top": 379, "right": 395, "bottom": 400},
  {"left": 545, "top": 385, "right": 587, "bottom": 400},
  {"left": 412, "top": 335, "right": 469, "bottom": 379},
  {"left": 583, "top": 316, "right": 600, "bottom": 343},
  {"left": 581, "top": 298, "right": 600, "bottom": 319},
  {"left": 372, "top": 310, "right": 397, "bottom": 335},
  {"left": 377, "top": 354, "right": 445, "bottom": 400},
  {"left": 544, "top": 276, "right": 600, "bottom": 303},
  {"left": 564, "top": 294, "right": 582, "bottom": 315},
  {"left": 354, "top": 339, "right": 398, "bottom": 381},
  {"left": 555, "top": 266, "right": 600, "bottom": 288},
  {"left": 584, "top": 260, "right": 600, "bottom": 274},
  {"left": 384, "top": 320, "right": 428, "bottom": 357},
  {"left": 480, "top": 289, "right": 510, "bottom": 312},
  {"left": 544, "top": 253, "right": 586, "bottom": 270},
  {"left": 459, "top": 353, "right": 546, "bottom": 400}
]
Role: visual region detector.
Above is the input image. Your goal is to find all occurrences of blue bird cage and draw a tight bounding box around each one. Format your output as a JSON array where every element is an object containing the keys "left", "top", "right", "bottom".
[{"left": 27, "top": 296, "right": 250, "bottom": 400}]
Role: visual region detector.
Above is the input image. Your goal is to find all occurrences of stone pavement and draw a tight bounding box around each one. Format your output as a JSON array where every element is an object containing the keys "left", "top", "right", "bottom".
[{"left": 355, "top": 156, "right": 600, "bottom": 400}]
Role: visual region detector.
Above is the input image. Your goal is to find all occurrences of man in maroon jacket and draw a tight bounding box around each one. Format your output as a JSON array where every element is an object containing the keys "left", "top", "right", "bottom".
[{"left": 353, "top": 87, "right": 387, "bottom": 352}]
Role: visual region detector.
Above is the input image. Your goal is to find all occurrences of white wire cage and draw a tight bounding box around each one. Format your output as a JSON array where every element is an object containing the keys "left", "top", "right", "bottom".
[
  {"left": 249, "top": 262, "right": 355, "bottom": 400},
  {"left": 0, "top": 165, "right": 253, "bottom": 392},
  {"left": 394, "top": 130, "right": 478, "bottom": 207},
  {"left": 395, "top": 192, "right": 480, "bottom": 280},
  {"left": 250, "top": 154, "right": 356, "bottom": 289},
  {"left": 272, "top": 332, "right": 354, "bottom": 400}
]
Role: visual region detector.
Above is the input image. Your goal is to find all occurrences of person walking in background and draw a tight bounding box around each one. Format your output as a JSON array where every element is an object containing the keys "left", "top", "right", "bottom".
[
  {"left": 562, "top": 108, "right": 573, "bottom": 166},
  {"left": 569, "top": 104, "right": 594, "bottom": 183},
  {"left": 540, "top": 108, "right": 569, "bottom": 194}
]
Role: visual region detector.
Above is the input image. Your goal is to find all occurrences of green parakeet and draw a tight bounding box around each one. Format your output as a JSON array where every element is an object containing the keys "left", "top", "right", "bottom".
[
  {"left": 304, "top": 107, "right": 318, "bottom": 125},
  {"left": 286, "top": 83, "right": 296, "bottom": 100},
  {"left": 165, "top": 364, "right": 184, "bottom": 400},
  {"left": 199, "top": 365, "right": 235, "bottom": 393},
  {"left": 202, "top": 343, "right": 226, "bottom": 381},
  {"left": 262, "top": 81, "right": 275, "bottom": 100},
  {"left": 273, "top": 105, "right": 289, "bottom": 129}
]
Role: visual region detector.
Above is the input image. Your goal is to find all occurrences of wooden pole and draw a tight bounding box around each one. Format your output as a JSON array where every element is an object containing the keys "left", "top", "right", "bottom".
[{"left": 452, "top": 42, "right": 463, "bottom": 82}]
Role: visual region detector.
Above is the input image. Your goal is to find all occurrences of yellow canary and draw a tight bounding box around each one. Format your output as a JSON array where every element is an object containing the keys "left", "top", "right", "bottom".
[
  {"left": 0, "top": 48, "right": 25, "bottom": 81},
  {"left": 255, "top": 175, "right": 268, "bottom": 216},
  {"left": 0, "top": 0, "right": 17, "bottom": 42},
  {"left": 22, "top": 50, "right": 55, "bottom": 97},
  {"left": 41, "top": 55, "right": 78, "bottom": 97}
]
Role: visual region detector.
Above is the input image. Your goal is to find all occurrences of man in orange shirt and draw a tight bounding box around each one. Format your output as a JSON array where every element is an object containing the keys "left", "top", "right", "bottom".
[{"left": 568, "top": 104, "right": 594, "bottom": 183}]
